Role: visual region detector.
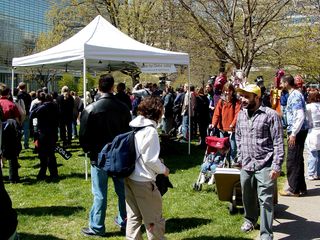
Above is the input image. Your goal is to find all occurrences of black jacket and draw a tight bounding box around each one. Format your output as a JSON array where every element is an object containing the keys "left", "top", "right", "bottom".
[
  {"left": 57, "top": 94, "right": 74, "bottom": 122},
  {"left": 79, "top": 93, "right": 131, "bottom": 163},
  {"left": 115, "top": 91, "right": 132, "bottom": 111},
  {"left": 30, "top": 101, "right": 59, "bottom": 138},
  {"left": 17, "top": 91, "right": 32, "bottom": 115},
  {"left": 0, "top": 170, "right": 18, "bottom": 239}
]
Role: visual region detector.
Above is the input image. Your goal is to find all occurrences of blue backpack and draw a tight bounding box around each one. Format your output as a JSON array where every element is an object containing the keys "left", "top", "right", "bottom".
[{"left": 97, "top": 126, "right": 147, "bottom": 177}]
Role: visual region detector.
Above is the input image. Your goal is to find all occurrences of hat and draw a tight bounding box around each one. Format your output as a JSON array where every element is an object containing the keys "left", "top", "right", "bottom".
[{"left": 236, "top": 84, "right": 261, "bottom": 97}]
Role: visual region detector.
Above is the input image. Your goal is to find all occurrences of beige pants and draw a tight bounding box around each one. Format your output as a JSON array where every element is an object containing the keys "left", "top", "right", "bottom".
[{"left": 125, "top": 178, "right": 165, "bottom": 240}]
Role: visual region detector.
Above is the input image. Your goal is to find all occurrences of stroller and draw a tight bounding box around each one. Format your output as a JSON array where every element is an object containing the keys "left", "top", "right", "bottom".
[{"left": 193, "top": 136, "right": 230, "bottom": 191}]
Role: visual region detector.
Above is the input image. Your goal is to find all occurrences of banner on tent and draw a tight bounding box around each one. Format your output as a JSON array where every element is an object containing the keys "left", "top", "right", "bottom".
[{"left": 138, "top": 63, "right": 177, "bottom": 73}]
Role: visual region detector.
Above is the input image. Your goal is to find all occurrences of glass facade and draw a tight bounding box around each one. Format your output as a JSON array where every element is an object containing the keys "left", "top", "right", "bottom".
[{"left": 0, "top": 0, "right": 53, "bottom": 84}]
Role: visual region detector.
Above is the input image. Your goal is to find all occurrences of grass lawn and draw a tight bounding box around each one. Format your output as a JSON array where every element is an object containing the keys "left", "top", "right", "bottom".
[{"left": 2, "top": 138, "right": 276, "bottom": 240}]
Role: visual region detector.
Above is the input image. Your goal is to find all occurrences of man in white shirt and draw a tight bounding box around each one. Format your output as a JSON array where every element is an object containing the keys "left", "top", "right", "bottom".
[{"left": 279, "top": 75, "right": 308, "bottom": 197}]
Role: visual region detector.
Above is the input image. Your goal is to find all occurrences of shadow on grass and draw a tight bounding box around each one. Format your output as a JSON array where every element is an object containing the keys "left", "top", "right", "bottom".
[
  {"left": 105, "top": 230, "right": 125, "bottom": 238},
  {"left": 19, "top": 155, "right": 38, "bottom": 161},
  {"left": 59, "top": 172, "right": 90, "bottom": 180},
  {"left": 18, "top": 233, "right": 64, "bottom": 240},
  {"left": 31, "top": 163, "right": 63, "bottom": 169},
  {"left": 182, "top": 236, "right": 252, "bottom": 240},
  {"left": 165, "top": 217, "right": 211, "bottom": 233},
  {"left": 16, "top": 206, "right": 84, "bottom": 216},
  {"left": 160, "top": 141, "right": 204, "bottom": 174},
  {"left": 17, "top": 172, "right": 88, "bottom": 185}
]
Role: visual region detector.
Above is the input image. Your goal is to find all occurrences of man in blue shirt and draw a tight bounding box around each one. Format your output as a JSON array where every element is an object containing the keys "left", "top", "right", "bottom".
[{"left": 280, "top": 75, "right": 308, "bottom": 197}]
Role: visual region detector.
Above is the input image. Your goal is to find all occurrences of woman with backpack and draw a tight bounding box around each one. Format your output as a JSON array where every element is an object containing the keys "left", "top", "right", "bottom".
[
  {"left": 125, "top": 96, "right": 170, "bottom": 240},
  {"left": 211, "top": 82, "right": 241, "bottom": 166}
]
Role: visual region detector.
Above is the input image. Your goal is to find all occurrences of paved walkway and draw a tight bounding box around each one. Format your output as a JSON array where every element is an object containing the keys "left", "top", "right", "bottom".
[
  {"left": 272, "top": 150, "right": 320, "bottom": 240},
  {"left": 273, "top": 178, "right": 320, "bottom": 239}
]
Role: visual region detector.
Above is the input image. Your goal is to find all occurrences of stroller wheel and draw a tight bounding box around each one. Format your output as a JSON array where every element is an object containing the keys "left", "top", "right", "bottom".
[
  {"left": 192, "top": 183, "right": 202, "bottom": 191},
  {"left": 228, "top": 202, "right": 237, "bottom": 214},
  {"left": 192, "top": 183, "right": 197, "bottom": 191}
]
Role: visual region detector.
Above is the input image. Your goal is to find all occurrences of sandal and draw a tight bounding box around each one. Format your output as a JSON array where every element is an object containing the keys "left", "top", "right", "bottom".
[{"left": 279, "top": 190, "right": 299, "bottom": 197}]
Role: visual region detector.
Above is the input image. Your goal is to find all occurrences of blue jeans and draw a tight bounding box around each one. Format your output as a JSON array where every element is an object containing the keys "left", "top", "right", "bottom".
[
  {"left": 22, "top": 116, "right": 30, "bottom": 148},
  {"left": 307, "top": 149, "right": 320, "bottom": 177},
  {"left": 72, "top": 119, "right": 78, "bottom": 137},
  {"left": 280, "top": 105, "right": 287, "bottom": 128},
  {"left": 89, "top": 165, "right": 126, "bottom": 234},
  {"left": 162, "top": 115, "right": 174, "bottom": 134},
  {"left": 220, "top": 131, "right": 237, "bottom": 163},
  {"left": 201, "top": 162, "right": 217, "bottom": 174},
  {"left": 241, "top": 167, "right": 275, "bottom": 240}
]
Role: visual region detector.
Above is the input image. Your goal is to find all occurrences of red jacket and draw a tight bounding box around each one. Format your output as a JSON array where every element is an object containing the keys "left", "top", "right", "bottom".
[
  {"left": 0, "top": 97, "right": 20, "bottom": 121},
  {"left": 211, "top": 99, "right": 241, "bottom": 132}
]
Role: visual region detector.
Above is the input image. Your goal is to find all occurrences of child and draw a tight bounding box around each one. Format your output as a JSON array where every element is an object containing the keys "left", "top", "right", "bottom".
[{"left": 200, "top": 148, "right": 227, "bottom": 185}]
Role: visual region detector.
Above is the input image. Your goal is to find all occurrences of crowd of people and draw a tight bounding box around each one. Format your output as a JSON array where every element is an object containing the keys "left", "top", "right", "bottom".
[
  {"left": 0, "top": 83, "right": 84, "bottom": 183},
  {"left": 0, "top": 70, "right": 319, "bottom": 240}
]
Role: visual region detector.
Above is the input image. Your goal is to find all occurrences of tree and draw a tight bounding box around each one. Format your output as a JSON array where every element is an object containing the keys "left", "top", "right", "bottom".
[
  {"left": 58, "top": 73, "right": 78, "bottom": 91},
  {"left": 23, "top": 66, "right": 58, "bottom": 88},
  {"left": 37, "top": 0, "right": 191, "bottom": 86},
  {"left": 177, "top": 0, "right": 294, "bottom": 77}
]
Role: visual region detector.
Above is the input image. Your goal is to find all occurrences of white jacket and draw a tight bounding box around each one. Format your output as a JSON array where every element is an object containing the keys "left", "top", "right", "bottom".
[
  {"left": 306, "top": 102, "right": 320, "bottom": 150},
  {"left": 129, "top": 115, "right": 166, "bottom": 182}
]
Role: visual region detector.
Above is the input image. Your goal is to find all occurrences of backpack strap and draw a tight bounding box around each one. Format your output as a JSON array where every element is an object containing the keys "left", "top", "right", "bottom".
[{"left": 132, "top": 125, "right": 154, "bottom": 161}]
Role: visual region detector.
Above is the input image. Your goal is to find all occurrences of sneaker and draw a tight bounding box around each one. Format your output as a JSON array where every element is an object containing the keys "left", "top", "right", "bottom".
[
  {"left": 199, "top": 174, "right": 206, "bottom": 184},
  {"left": 307, "top": 175, "right": 316, "bottom": 181},
  {"left": 81, "top": 227, "right": 106, "bottom": 237},
  {"left": 114, "top": 217, "right": 126, "bottom": 231},
  {"left": 208, "top": 175, "right": 215, "bottom": 185},
  {"left": 240, "top": 221, "right": 255, "bottom": 233}
]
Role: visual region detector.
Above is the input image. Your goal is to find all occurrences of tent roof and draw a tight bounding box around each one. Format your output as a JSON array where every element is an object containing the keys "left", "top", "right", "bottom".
[{"left": 12, "top": 15, "right": 189, "bottom": 71}]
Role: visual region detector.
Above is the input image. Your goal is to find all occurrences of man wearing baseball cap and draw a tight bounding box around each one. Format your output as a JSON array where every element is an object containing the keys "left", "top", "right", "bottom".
[{"left": 235, "top": 84, "right": 284, "bottom": 239}]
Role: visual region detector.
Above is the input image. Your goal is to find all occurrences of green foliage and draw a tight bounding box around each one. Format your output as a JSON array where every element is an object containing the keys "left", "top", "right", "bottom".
[
  {"left": 58, "top": 73, "right": 78, "bottom": 92},
  {"left": 77, "top": 74, "right": 98, "bottom": 97},
  {"left": 34, "top": 0, "right": 320, "bottom": 89},
  {"left": 3, "top": 139, "right": 266, "bottom": 239}
]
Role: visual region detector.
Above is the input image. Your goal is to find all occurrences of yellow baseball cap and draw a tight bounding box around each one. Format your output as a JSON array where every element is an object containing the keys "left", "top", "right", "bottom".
[{"left": 236, "top": 84, "right": 261, "bottom": 97}]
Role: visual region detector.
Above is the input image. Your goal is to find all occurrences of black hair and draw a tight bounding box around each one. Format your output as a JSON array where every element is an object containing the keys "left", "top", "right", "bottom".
[
  {"left": 99, "top": 74, "right": 114, "bottom": 93},
  {"left": 117, "top": 82, "right": 126, "bottom": 92},
  {"left": 281, "top": 75, "right": 295, "bottom": 87}
]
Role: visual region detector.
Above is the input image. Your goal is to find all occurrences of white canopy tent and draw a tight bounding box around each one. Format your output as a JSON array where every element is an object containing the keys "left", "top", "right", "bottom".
[
  {"left": 12, "top": 15, "right": 189, "bottom": 82},
  {"left": 12, "top": 15, "right": 191, "bottom": 178}
]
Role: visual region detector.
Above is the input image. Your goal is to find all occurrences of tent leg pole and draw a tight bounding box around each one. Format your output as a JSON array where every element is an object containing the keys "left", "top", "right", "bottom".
[
  {"left": 188, "top": 65, "right": 191, "bottom": 155},
  {"left": 83, "top": 58, "right": 88, "bottom": 181}
]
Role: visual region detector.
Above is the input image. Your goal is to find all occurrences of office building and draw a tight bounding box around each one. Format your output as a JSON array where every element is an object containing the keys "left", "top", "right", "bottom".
[{"left": 0, "top": 0, "right": 53, "bottom": 85}]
